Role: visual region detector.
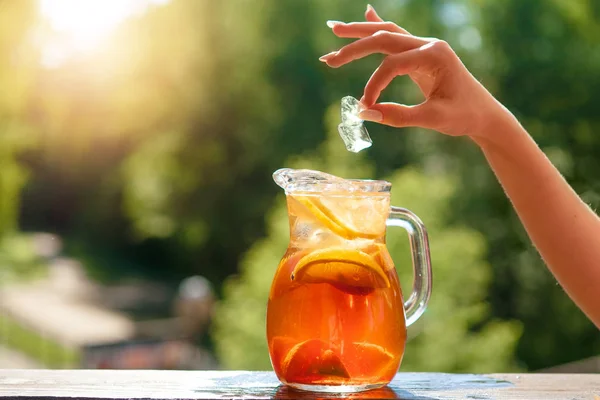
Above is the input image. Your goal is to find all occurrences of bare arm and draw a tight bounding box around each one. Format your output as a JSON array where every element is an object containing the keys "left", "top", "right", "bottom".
[
  {"left": 474, "top": 108, "right": 600, "bottom": 328},
  {"left": 321, "top": 5, "right": 600, "bottom": 328}
]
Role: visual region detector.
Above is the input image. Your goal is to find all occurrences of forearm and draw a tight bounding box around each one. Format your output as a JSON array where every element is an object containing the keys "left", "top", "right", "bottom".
[{"left": 472, "top": 109, "right": 600, "bottom": 328}]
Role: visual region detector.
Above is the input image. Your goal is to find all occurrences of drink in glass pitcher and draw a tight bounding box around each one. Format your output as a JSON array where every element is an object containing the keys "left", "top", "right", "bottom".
[{"left": 267, "top": 168, "right": 431, "bottom": 392}]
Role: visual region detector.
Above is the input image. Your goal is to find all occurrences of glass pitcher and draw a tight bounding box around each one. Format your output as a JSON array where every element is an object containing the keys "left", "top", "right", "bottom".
[{"left": 267, "top": 168, "right": 432, "bottom": 393}]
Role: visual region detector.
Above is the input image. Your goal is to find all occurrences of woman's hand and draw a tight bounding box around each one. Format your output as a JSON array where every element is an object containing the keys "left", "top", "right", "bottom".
[
  {"left": 321, "top": 5, "right": 507, "bottom": 141},
  {"left": 321, "top": 7, "right": 600, "bottom": 329}
]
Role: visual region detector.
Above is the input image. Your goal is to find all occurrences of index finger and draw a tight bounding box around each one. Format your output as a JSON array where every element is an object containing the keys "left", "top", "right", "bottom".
[
  {"left": 332, "top": 22, "right": 410, "bottom": 38},
  {"left": 325, "top": 32, "right": 428, "bottom": 68}
]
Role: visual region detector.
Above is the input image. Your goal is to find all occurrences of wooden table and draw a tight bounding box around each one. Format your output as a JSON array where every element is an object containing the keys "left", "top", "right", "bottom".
[{"left": 0, "top": 370, "right": 598, "bottom": 399}]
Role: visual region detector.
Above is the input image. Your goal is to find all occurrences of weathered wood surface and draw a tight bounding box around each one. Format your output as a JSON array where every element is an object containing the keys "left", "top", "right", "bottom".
[{"left": 0, "top": 370, "right": 598, "bottom": 399}]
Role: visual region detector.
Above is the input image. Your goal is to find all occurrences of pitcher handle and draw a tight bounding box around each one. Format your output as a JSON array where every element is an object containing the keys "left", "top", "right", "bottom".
[{"left": 387, "top": 206, "right": 433, "bottom": 327}]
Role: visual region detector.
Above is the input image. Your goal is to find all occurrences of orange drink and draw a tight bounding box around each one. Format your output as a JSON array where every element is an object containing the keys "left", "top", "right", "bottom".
[{"left": 268, "top": 168, "right": 432, "bottom": 393}]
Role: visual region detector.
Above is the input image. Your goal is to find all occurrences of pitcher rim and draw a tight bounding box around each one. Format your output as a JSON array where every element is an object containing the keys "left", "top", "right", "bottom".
[{"left": 286, "top": 178, "right": 392, "bottom": 195}]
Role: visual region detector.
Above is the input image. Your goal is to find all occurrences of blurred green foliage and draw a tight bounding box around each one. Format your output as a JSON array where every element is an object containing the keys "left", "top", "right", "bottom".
[
  {"left": 0, "top": 1, "right": 38, "bottom": 238},
  {"left": 0, "top": 314, "right": 79, "bottom": 368},
  {"left": 0, "top": 235, "right": 46, "bottom": 286},
  {"left": 0, "top": 0, "right": 598, "bottom": 371},
  {"left": 0, "top": 1, "right": 45, "bottom": 287}
]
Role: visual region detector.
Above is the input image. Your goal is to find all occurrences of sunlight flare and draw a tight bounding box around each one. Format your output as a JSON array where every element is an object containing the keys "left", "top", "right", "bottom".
[{"left": 38, "top": 0, "right": 169, "bottom": 67}]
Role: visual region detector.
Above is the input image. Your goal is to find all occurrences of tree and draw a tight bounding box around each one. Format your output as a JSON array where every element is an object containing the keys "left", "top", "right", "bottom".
[
  {"left": 0, "top": 1, "right": 43, "bottom": 285},
  {"left": 0, "top": 0, "right": 37, "bottom": 238}
]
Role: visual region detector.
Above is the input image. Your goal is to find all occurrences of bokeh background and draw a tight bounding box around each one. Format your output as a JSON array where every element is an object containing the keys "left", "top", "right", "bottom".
[{"left": 1, "top": 0, "right": 599, "bottom": 372}]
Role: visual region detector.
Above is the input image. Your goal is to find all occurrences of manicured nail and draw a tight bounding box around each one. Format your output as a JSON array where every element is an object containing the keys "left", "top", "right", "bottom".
[
  {"left": 359, "top": 109, "right": 383, "bottom": 122},
  {"left": 319, "top": 51, "right": 338, "bottom": 62},
  {"left": 326, "top": 20, "right": 343, "bottom": 28}
]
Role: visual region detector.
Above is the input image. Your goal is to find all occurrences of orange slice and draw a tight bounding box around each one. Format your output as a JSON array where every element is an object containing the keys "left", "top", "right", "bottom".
[
  {"left": 291, "top": 195, "right": 380, "bottom": 240},
  {"left": 269, "top": 336, "right": 297, "bottom": 369},
  {"left": 352, "top": 342, "right": 395, "bottom": 366},
  {"left": 269, "top": 249, "right": 312, "bottom": 299},
  {"left": 290, "top": 247, "right": 390, "bottom": 293},
  {"left": 281, "top": 339, "right": 349, "bottom": 384},
  {"left": 349, "top": 342, "right": 399, "bottom": 380}
]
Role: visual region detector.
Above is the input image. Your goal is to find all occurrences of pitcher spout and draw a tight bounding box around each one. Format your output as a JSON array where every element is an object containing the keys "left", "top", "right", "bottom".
[
  {"left": 273, "top": 168, "right": 391, "bottom": 195},
  {"left": 273, "top": 168, "right": 342, "bottom": 193}
]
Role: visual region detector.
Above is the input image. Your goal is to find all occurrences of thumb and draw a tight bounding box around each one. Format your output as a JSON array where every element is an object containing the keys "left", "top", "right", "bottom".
[{"left": 359, "top": 102, "right": 433, "bottom": 129}]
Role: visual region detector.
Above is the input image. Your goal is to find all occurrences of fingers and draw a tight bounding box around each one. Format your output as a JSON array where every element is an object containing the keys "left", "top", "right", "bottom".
[
  {"left": 330, "top": 4, "right": 411, "bottom": 38},
  {"left": 323, "top": 32, "right": 428, "bottom": 68},
  {"left": 361, "top": 49, "right": 425, "bottom": 106},
  {"left": 332, "top": 22, "right": 410, "bottom": 38},
  {"left": 359, "top": 102, "right": 433, "bottom": 129},
  {"left": 365, "top": 4, "right": 383, "bottom": 22},
  {"left": 362, "top": 41, "right": 454, "bottom": 106}
]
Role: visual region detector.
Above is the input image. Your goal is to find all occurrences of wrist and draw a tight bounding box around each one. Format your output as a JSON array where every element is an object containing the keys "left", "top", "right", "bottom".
[{"left": 469, "top": 102, "right": 526, "bottom": 151}]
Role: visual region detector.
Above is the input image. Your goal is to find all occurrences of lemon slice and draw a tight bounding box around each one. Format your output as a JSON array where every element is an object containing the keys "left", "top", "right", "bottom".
[
  {"left": 364, "top": 243, "right": 395, "bottom": 271},
  {"left": 290, "top": 247, "right": 390, "bottom": 291},
  {"left": 292, "top": 195, "right": 380, "bottom": 240}
]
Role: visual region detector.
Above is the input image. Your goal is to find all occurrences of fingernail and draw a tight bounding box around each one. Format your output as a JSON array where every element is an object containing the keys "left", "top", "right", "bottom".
[
  {"left": 366, "top": 4, "right": 374, "bottom": 13},
  {"left": 359, "top": 109, "right": 383, "bottom": 122},
  {"left": 319, "top": 51, "right": 338, "bottom": 62},
  {"left": 326, "top": 20, "right": 343, "bottom": 28}
]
